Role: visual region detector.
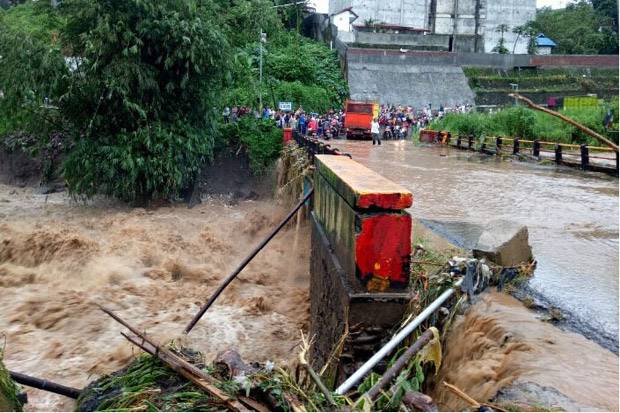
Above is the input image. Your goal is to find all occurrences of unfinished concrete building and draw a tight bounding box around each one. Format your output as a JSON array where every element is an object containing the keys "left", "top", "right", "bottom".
[{"left": 329, "top": 0, "right": 536, "bottom": 53}]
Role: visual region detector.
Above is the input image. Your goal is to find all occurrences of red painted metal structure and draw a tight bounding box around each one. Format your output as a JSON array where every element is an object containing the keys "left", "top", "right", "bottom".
[{"left": 314, "top": 155, "right": 412, "bottom": 291}]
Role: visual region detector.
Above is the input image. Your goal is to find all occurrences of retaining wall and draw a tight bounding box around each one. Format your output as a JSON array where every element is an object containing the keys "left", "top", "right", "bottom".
[{"left": 341, "top": 45, "right": 618, "bottom": 107}]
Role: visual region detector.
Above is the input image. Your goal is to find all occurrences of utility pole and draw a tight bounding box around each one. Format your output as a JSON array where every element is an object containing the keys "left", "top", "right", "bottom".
[{"left": 259, "top": 32, "right": 266, "bottom": 110}]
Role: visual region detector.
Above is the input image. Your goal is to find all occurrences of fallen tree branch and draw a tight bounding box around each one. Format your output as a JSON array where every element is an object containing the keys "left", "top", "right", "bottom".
[
  {"left": 509, "top": 93, "right": 619, "bottom": 152},
  {"left": 443, "top": 381, "right": 506, "bottom": 412},
  {"left": 100, "top": 306, "right": 247, "bottom": 411},
  {"left": 298, "top": 333, "right": 337, "bottom": 407},
  {"left": 362, "top": 329, "right": 434, "bottom": 402}
]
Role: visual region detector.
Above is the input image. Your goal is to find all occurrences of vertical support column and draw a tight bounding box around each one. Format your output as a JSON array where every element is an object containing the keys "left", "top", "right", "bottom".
[
  {"left": 457, "top": 135, "right": 462, "bottom": 149},
  {"left": 513, "top": 138, "right": 520, "bottom": 155},
  {"left": 309, "top": 155, "right": 413, "bottom": 383},
  {"left": 555, "top": 144, "right": 562, "bottom": 164},
  {"left": 468, "top": 135, "right": 473, "bottom": 149},
  {"left": 580, "top": 144, "right": 589, "bottom": 170},
  {"left": 496, "top": 137, "right": 502, "bottom": 154},
  {"left": 533, "top": 140, "right": 541, "bottom": 158}
]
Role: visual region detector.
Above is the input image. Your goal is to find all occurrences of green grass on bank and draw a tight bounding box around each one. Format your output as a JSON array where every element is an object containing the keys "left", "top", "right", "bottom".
[
  {"left": 429, "top": 102, "right": 619, "bottom": 145},
  {"left": 463, "top": 67, "right": 619, "bottom": 94}
]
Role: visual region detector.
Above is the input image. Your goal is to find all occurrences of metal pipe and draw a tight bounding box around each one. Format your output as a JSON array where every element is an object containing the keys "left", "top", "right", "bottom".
[
  {"left": 335, "top": 278, "right": 463, "bottom": 395},
  {"left": 9, "top": 371, "right": 81, "bottom": 399},
  {"left": 184, "top": 188, "right": 314, "bottom": 334}
]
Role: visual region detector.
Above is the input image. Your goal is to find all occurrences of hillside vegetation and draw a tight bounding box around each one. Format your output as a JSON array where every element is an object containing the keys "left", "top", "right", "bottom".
[
  {"left": 0, "top": 0, "right": 348, "bottom": 203},
  {"left": 429, "top": 102, "right": 619, "bottom": 146}
]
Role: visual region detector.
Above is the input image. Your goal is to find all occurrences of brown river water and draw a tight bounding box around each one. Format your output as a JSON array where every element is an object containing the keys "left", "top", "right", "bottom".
[
  {"left": 335, "top": 140, "right": 619, "bottom": 343},
  {"left": 335, "top": 140, "right": 619, "bottom": 411},
  {"left": 0, "top": 187, "right": 310, "bottom": 411},
  {"left": 0, "top": 140, "right": 618, "bottom": 411}
]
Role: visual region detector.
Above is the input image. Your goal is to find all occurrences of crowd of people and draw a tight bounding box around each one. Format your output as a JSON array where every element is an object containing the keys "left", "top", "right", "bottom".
[
  {"left": 375, "top": 103, "right": 474, "bottom": 140},
  {"left": 222, "top": 102, "right": 473, "bottom": 140},
  {"left": 223, "top": 105, "right": 346, "bottom": 138}
]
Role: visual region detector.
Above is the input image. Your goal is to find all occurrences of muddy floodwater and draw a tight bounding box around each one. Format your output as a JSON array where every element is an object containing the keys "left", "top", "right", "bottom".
[
  {"left": 0, "top": 186, "right": 310, "bottom": 411},
  {"left": 335, "top": 140, "right": 619, "bottom": 344},
  {"left": 0, "top": 139, "right": 618, "bottom": 411}
]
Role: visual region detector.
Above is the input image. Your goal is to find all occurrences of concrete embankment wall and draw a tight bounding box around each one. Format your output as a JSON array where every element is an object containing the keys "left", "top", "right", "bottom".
[
  {"left": 338, "top": 43, "right": 619, "bottom": 107},
  {"left": 347, "top": 61, "right": 476, "bottom": 108}
]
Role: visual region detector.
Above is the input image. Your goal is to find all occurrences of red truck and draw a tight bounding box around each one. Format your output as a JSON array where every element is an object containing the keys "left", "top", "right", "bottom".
[{"left": 344, "top": 100, "right": 378, "bottom": 140}]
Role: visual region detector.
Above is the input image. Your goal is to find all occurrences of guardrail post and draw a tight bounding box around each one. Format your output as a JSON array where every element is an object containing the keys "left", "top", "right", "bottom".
[
  {"left": 533, "top": 139, "right": 541, "bottom": 158},
  {"left": 555, "top": 144, "right": 562, "bottom": 164},
  {"left": 513, "top": 138, "right": 520, "bottom": 155},
  {"left": 580, "top": 144, "right": 589, "bottom": 170},
  {"left": 309, "top": 155, "right": 413, "bottom": 376},
  {"left": 468, "top": 135, "right": 473, "bottom": 149},
  {"left": 496, "top": 137, "right": 502, "bottom": 154},
  {"left": 456, "top": 135, "right": 462, "bottom": 149}
]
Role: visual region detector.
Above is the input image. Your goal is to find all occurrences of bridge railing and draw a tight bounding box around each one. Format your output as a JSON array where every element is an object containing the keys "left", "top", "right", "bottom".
[
  {"left": 293, "top": 130, "right": 352, "bottom": 159},
  {"left": 428, "top": 130, "right": 619, "bottom": 175}
]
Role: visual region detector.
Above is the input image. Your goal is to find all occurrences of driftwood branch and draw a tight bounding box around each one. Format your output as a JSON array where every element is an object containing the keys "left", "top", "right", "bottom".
[
  {"left": 298, "top": 332, "right": 337, "bottom": 407},
  {"left": 509, "top": 93, "right": 619, "bottom": 152},
  {"left": 363, "top": 329, "right": 434, "bottom": 401},
  {"left": 443, "top": 381, "right": 506, "bottom": 412},
  {"left": 100, "top": 306, "right": 247, "bottom": 411}
]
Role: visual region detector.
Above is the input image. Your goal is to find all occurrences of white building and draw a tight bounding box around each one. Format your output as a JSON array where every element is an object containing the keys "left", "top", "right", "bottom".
[
  {"left": 535, "top": 33, "right": 557, "bottom": 55},
  {"left": 330, "top": 7, "right": 359, "bottom": 43},
  {"left": 329, "top": 0, "right": 536, "bottom": 54}
]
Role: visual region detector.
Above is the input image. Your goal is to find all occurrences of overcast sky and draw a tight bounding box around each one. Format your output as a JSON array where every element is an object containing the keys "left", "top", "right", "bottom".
[
  {"left": 537, "top": 0, "right": 572, "bottom": 8},
  {"left": 310, "top": 0, "right": 574, "bottom": 14}
]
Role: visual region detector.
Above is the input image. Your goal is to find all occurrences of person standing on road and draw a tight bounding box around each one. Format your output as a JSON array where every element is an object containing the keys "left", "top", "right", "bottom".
[{"left": 371, "top": 118, "right": 381, "bottom": 146}]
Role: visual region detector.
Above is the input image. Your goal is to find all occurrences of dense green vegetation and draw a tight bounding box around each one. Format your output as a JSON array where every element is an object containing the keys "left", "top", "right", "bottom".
[
  {"left": 429, "top": 101, "right": 619, "bottom": 146},
  {"left": 463, "top": 68, "right": 619, "bottom": 94},
  {"left": 530, "top": 0, "right": 618, "bottom": 54},
  {"left": 0, "top": 0, "right": 347, "bottom": 203}
]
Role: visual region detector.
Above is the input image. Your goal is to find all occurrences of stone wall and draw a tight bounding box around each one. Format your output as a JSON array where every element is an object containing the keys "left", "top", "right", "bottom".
[
  {"left": 353, "top": 31, "right": 450, "bottom": 50},
  {"left": 347, "top": 61, "right": 476, "bottom": 107},
  {"left": 337, "top": 42, "right": 619, "bottom": 107},
  {"left": 530, "top": 55, "right": 620, "bottom": 68}
]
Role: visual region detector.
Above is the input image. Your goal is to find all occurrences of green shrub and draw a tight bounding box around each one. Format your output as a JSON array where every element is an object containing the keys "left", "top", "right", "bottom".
[
  {"left": 63, "top": 121, "right": 213, "bottom": 202},
  {"left": 234, "top": 117, "right": 282, "bottom": 174},
  {"left": 58, "top": 0, "right": 228, "bottom": 203},
  {"left": 430, "top": 100, "right": 618, "bottom": 146}
]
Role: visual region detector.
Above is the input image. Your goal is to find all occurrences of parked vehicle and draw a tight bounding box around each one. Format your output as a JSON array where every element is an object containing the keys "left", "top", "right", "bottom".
[{"left": 344, "top": 100, "right": 378, "bottom": 140}]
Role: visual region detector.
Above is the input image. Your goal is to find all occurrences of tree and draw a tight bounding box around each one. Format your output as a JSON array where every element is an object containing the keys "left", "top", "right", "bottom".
[
  {"left": 493, "top": 24, "right": 510, "bottom": 54},
  {"left": 60, "top": 0, "right": 230, "bottom": 203},
  {"left": 591, "top": 0, "right": 618, "bottom": 31},
  {"left": 512, "top": 23, "right": 536, "bottom": 54},
  {"left": 530, "top": 1, "right": 618, "bottom": 54}
]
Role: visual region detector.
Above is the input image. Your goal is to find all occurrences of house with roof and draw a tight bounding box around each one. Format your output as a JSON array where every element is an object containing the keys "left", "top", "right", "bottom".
[
  {"left": 330, "top": 7, "right": 358, "bottom": 43},
  {"left": 535, "top": 33, "right": 557, "bottom": 55}
]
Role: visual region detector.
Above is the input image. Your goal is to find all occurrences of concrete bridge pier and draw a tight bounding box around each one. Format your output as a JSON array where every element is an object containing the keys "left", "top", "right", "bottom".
[{"left": 309, "top": 155, "right": 414, "bottom": 385}]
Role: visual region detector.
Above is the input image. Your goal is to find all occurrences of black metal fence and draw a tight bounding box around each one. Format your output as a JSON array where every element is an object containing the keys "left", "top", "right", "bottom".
[{"left": 293, "top": 131, "right": 352, "bottom": 159}]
